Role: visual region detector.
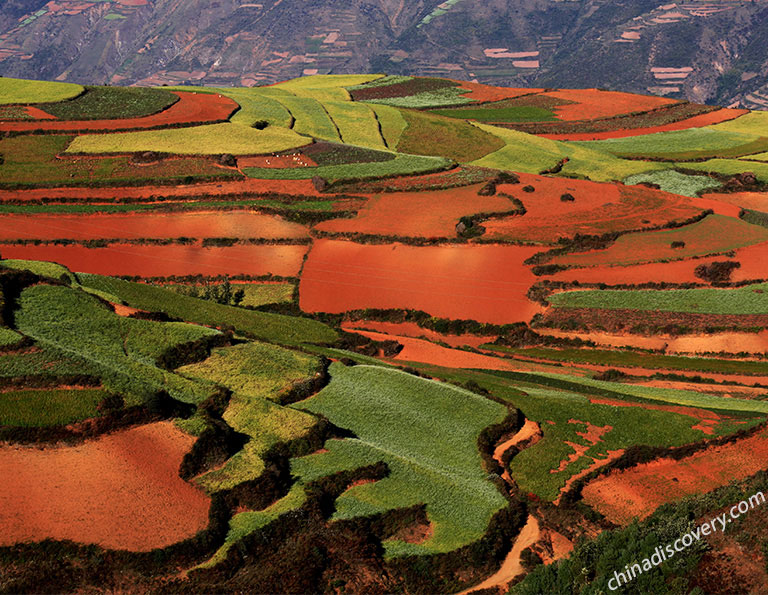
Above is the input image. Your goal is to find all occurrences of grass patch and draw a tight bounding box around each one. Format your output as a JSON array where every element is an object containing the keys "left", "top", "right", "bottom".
[
  {"left": 396, "top": 110, "right": 505, "bottom": 163},
  {"left": 39, "top": 86, "right": 177, "bottom": 120},
  {"left": 0, "top": 76, "right": 83, "bottom": 105},
  {"left": 292, "top": 363, "right": 508, "bottom": 556},
  {"left": 549, "top": 282, "right": 768, "bottom": 316},
  {"left": 66, "top": 123, "right": 311, "bottom": 156},
  {"left": 322, "top": 100, "right": 387, "bottom": 149},
  {"left": 0, "top": 388, "right": 109, "bottom": 427},
  {"left": 271, "top": 95, "right": 341, "bottom": 141},
  {"left": 369, "top": 104, "right": 408, "bottom": 149},
  {"left": 14, "top": 284, "right": 219, "bottom": 405},
  {"left": 77, "top": 274, "right": 338, "bottom": 345},
  {"left": 679, "top": 159, "right": 768, "bottom": 183},
  {"left": 243, "top": 154, "right": 451, "bottom": 183},
  {"left": 178, "top": 342, "right": 322, "bottom": 492}
]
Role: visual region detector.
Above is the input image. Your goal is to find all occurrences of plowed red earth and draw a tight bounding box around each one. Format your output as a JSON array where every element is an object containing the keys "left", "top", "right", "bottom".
[
  {"left": 0, "top": 211, "right": 309, "bottom": 240},
  {"left": 582, "top": 426, "right": 768, "bottom": 526},
  {"left": 1, "top": 243, "right": 308, "bottom": 277},
  {"left": 550, "top": 239, "right": 768, "bottom": 285},
  {"left": 316, "top": 184, "right": 516, "bottom": 238},
  {"left": 542, "top": 89, "right": 676, "bottom": 121},
  {"left": 340, "top": 320, "right": 494, "bottom": 348},
  {"left": 482, "top": 174, "right": 703, "bottom": 243},
  {"left": 0, "top": 177, "right": 321, "bottom": 201},
  {"left": 0, "top": 91, "right": 237, "bottom": 133},
  {"left": 0, "top": 421, "right": 210, "bottom": 551},
  {"left": 700, "top": 191, "right": 768, "bottom": 213},
  {"left": 299, "top": 240, "right": 542, "bottom": 324},
  {"left": 541, "top": 108, "right": 749, "bottom": 141}
]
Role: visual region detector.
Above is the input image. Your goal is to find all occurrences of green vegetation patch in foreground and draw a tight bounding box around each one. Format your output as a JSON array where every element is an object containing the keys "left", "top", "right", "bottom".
[
  {"left": 243, "top": 154, "right": 451, "bottom": 182},
  {"left": 549, "top": 282, "right": 768, "bottom": 316},
  {"left": 14, "top": 284, "right": 219, "bottom": 405},
  {"left": 178, "top": 342, "right": 322, "bottom": 491},
  {"left": 66, "top": 123, "right": 311, "bottom": 156},
  {"left": 679, "top": 158, "right": 768, "bottom": 183},
  {"left": 292, "top": 363, "right": 508, "bottom": 556},
  {"left": 0, "top": 76, "right": 83, "bottom": 105},
  {"left": 0, "top": 388, "right": 110, "bottom": 428},
  {"left": 39, "top": 86, "right": 177, "bottom": 120},
  {"left": 77, "top": 274, "right": 338, "bottom": 345}
]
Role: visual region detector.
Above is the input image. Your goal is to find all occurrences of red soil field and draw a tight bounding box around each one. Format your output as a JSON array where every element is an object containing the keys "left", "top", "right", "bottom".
[
  {"left": 299, "top": 240, "right": 542, "bottom": 324},
  {"left": 451, "top": 80, "right": 545, "bottom": 103},
  {"left": 0, "top": 176, "right": 322, "bottom": 202},
  {"left": 0, "top": 211, "right": 309, "bottom": 241},
  {"left": 0, "top": 91, "right": 237, "bottom": 133},
  {"left": 582, "top": 426, "right": 768, "bottom": 525},
  {"left": 24, "top": 106, "right": 57, "bottom": 120},
  {"left": 0, "top": 421, "right": 210, "bottom": 551},
  {"left": 541, "top": 89, "right": 676, "bottom": 121},
  {"left": 315, "top": 184, "right": 516, "bottom": 238},
  {"left": 482, "top": 173, "right": 703, "bottom": 243},
  {"left": 541, "top": 108, "right": 749, "bottom": 141},
  {"left": 550, "top": 238, "right": 768, "bottom": 285},
  {"left": 1, "top": 243, "right": 308, "bottom": 277},
  {"left": 700, "top": 190, "right": 768, "bottom": 213},
  {"left": 340, "top": 320, "right": 494, "bottom": 348}
]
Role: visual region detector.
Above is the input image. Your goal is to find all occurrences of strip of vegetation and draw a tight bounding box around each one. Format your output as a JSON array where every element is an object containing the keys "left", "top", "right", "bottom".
[{"left": 38, "top": 86, "right": 178, "bottom": 120}]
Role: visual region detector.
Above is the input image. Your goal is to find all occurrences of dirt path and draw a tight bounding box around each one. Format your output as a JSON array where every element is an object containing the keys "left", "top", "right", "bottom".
[
  {"left": 458, "top": 515, "right": 541, "bottom": 595},
  {"left": 493, "top": 419, "right": 541, "bottom": 484}
]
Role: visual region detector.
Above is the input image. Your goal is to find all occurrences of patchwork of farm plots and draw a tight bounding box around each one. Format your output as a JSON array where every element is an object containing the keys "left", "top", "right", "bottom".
[{"left": 3, "top": 74, "right": 768, "bottom": 593}]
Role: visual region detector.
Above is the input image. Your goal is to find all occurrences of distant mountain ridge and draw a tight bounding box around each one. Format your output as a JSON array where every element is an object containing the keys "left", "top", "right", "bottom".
[{"left": 1, "top": 0, "right": 768, "bottom": 108}]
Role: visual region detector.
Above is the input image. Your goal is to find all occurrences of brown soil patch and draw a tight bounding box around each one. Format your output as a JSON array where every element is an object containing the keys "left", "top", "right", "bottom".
[
  {"left": 111, "top": 303, "right": 141, "bottom": 317},
  {"left": 541, "top": 108, "right": 748, "bottom": 140},
  {"left": 701, "top": 191, "right": 768, "bottom": 213},
  {"left": 582, "top": 425, "right": 768, "bottom": 526},
  {"left": 1, "top": 243, "right": 309, "bottom": 277},
  {"left": 0, "top": 211, "right": 309, "bottom": 241},
  {"left": 555, "top": 449, "right": 625, "bottom": 506},
  {"left": 300, "top": 240, "right": 542, "bottom": 325},
  {"left": 482, "top": 173, "right": 703, "bottom": 243},
  {"left": 341, "top": 320, "right": 494, "bottom": 348},
  {"left": 387, "top": 518, "right": 433, "bottom": 545},
  {"left": 0, "top": 91, "right": 237, "bottom": 133},
  {"left": 0, "top": 421, "right": 210, "bottom": 551},
  {"left": 494, "top": 419, "right": 542, "bottom": 484},
  {"left": 24, "top": 106, "right": 57, "bottom": 120},
  {"left": 315, "top": 183, "right": 516, "bottom": 238}
]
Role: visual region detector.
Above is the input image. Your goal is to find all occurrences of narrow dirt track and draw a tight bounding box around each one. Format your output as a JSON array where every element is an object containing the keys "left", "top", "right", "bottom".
[
  {"left": 0, "top": 91, "right": 237, "bottom": 133},
  {"left": 458, "top": 516, "right": 541, "bottom": 595}
]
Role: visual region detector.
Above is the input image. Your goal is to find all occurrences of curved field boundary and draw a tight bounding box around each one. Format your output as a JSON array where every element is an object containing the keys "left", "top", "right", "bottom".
[
  {"left": 0, "top": 77, "right": 84, "bottom": 105},
  {"left": 0, "top": 91, "right": 238, "bottom": 133},
  {"left": 540, "top": 108, "right": 749, "bottom": 141}
]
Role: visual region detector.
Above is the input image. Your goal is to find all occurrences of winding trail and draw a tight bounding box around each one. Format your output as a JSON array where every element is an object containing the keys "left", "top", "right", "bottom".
[{"left": 457, "top": 419, "right": 543, "bottom": 594}]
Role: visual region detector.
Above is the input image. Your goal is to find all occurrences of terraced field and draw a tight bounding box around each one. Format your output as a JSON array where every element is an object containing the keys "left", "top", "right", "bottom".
[{"left": 3, "top": 74, "right": 768, "bottom": 595}]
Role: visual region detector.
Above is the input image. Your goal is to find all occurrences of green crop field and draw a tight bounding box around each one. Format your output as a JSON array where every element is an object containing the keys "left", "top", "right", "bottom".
[
  {"left": 66, "top": 122, "right": 312, "bottom": 155},
  {"left": 0, "top": 76, "right": 83, "bottom": 104},
  {"left": 485, "top": 344, "right": 768, "bottom": 377},
  {"left": 554, "top": 214, "right": 768, "bottom": 267},
  {"left": 549, "top": 282, "right": 768, "bottom": 316},
  {"left": 369, "top": 104, "right": 408, "bottom": 149},
  {"left": 575, "top": 128, "right": 767, "bottom": 160},
  {"left": 0, "top": 388, "right": 110, "bottom": 428},
  {"left": 179, "top": 342, "right": 322, "bottom": 491},
  {"left": 273, "top": 74, "right": 383, "bottom": 101},
  {"left": 624, "top": 169, "right": 722, "bottom": 196},
  {"left": 39, "top": 86, "right": 177, "bottom": 120},
  {"left": 165, "top": 282, "right": 294, "bottom": 308},
  {"left": 243, "top": 153, "right": 451, "bottom": 182},
  {"left": 77, "top": 274, "right": 338, "bottom": 345},
  {"left": 711, "top": 110, "right": 768, "bottom": 135},
  {"left": 322, "top": 100, "right": 387, "bottom": 149},
  {"left": 271, "top": 95, "right": 341, "bottom": 141},
  {"left": 679, "top": 158, "right": 768, "bottom": 183},
  {"left": 0, "top": 135, "right": 238, "bottom": 187},
  {"left": 14, "top": 284, "right": 220, "bottom": 405},
  {"left": 360, "top": 85, "right": 473, "bottom": 108},
  {"left": 292, "top": 363, "right": 508, "bottom": 556}
]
